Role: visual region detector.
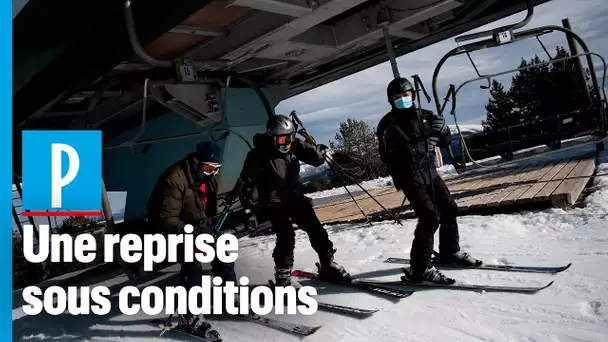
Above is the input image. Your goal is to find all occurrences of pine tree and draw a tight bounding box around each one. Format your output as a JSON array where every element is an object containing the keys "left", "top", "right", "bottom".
[
  {"left": 482, "top": 45, "right": 593, "bottom": 134},
  {"left": 548, "top": 46, "right": 591, "bottom": 115},
  {"left": 509, "top": 55, "right": 551, "bottom": 122},
  {"left": 329, "top": 118, "right": 386, "bottom": 182},
  {"left": 482, "top": 80, "right": 516, "bottom": 131}
]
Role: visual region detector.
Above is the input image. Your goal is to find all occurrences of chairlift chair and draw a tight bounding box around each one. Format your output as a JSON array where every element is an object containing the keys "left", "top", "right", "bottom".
[{"left": 431, "top": 0, "right": 608, "bottom": 173}]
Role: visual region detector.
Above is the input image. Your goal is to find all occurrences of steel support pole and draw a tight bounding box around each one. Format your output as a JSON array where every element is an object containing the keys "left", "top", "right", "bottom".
[
  {"left": 562, "top": 18, "right": 592, "bottom": 107},
  {"left": 381, "top": 25, "right": 401, "bottom": 78}
]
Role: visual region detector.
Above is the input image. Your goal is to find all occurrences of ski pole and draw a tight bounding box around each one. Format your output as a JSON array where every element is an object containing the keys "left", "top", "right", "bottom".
[
  {"left": 345, "top": 184, "right": 373, "bottom": 226},
  {"left": 292, "top": 110, "right": 398, "bottom": 224},
  {"left": 212, "top": 199, "right": 236, "bottom": 238},
  {"left": 291, "top": 110, "right": 373, "bottom": 224},
  {"left": 324, "top": 154, "right": 403, "bottom": 225},
  {"left": 290, "top": 110, "right": 317, "bottom": 145},
  {"left": 333, "top": 169, "right": 373, "bottom": 226},
  {"left": 397, "top": 196, "right": 407, "bottom": 224}
]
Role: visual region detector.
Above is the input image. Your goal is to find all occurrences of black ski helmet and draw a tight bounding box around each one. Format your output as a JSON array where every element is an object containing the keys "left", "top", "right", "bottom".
[
  {"left": 387, "top": 77, "right": 415, "bottom": 104},
  {"left": 266, "top": 114, "right": 296, "bottom": 136},
  {"left": 266, "top": 114, "right": 296, "bottom": 153}
]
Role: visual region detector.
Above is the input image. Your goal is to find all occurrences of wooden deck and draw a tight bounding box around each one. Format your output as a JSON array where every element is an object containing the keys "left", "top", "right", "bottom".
[{"left": 312, "top": 153, "right": 597, "bottom": 225}]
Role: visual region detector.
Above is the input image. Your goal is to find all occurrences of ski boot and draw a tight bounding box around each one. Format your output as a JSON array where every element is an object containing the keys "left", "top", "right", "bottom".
[
  {"left": 180, "top": 313, "right": 222, "bottom": 341},
  {"left": 269, "top": 266, "right": 302, "bottom": 288},
  {"left": 316, "top": 250, "right": 352, "bottom": 282},
  {"left": 434, "top": 251, "right": 482, "bottom": 267},
  {"left": 402, "top": 265, "right": 455, "bottom": 285}
]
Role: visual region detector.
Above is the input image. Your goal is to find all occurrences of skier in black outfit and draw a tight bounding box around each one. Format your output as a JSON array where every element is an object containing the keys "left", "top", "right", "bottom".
[
  {"left": 147, "top": 141, "right": 235, "bottom": 340},
  {"left": 229, "top": 114, "right": 352, "bottom": 287},
  {"left": 376, "top": 77, "right": 483, "bottom": 284}
]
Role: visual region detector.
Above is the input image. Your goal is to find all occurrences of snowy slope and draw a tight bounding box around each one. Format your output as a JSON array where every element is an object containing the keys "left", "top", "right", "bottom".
[
  {"left": 448, "top": 124, "right": 483, "bottom": 135},
  {"left": 12, "top": 143, "right": 608, "bottom": 342}
]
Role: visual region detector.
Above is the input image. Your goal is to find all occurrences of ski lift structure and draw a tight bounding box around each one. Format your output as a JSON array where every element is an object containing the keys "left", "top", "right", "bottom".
[{"left": 431, "top": 0, "right": 608, "bottom": 173}]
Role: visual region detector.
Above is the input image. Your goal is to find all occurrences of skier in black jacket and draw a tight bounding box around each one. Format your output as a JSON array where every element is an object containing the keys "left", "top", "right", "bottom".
[
  {"left": 229, "top": 114, "right": 351, "bottom": 287},
  {"left": 376, "top": 77, "right": 482, "bottom": 284}
]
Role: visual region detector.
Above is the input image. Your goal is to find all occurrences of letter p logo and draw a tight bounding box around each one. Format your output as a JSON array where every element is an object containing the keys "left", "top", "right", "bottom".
[
  {"left": 22, "top": 131, "right": 102, "bottom": 216},
  {"left": 51, "top": 143, "right": 80, "bottom": 209}
]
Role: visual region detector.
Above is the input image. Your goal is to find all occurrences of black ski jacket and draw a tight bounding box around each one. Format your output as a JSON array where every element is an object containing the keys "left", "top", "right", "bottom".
[
  {"left": 238, "top": 133, "right": 325, "bottom": 207},
  {"left": 376, "top": 107, "right": 451, "bottom": 191}
]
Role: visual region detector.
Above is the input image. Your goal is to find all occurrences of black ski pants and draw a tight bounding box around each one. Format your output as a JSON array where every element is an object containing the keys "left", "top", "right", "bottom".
[
  {"left": 405, "top": 171, "right": 460, "bottom": 270},
  {"left": 268, "top": 194, "right": 334, "bottom": 269},
  {"left": 178, "top": 219, "right": 237, "bottom": 290}
]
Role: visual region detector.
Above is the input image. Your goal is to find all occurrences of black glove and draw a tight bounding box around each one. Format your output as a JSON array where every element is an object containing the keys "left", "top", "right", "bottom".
[
  {"left": 224, "top": 179, "right": 244, "bottom": 204},
  {"left": 316, "top": 143, "right": 329, "bottom": 153},
  {"left": 428, "top": 136, "right": 440, "bottom": 149},
  {"left": 429, "top": 115, "right": 446, "bottom": 135},
  {"left": 239, "top": 194, "right": 254, "bottom": 211}
]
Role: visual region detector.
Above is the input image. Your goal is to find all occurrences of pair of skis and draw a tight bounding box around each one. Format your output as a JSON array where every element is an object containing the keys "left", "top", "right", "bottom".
[
  {"left": 148, "top": 282, "right": 386, "bottom": 340},
  {"left": 292, "top": 257, "right": 570, "bottom": 295},
  {"left": 147, "top": 284, "right": 380, "bottom": 340},
  {"left": 150, "top": 257, "right": 570, "bottom": 340}
]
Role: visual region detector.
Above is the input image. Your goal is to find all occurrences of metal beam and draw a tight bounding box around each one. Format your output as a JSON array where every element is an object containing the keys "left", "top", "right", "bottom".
[
  {"left": 334, "top": 0, "right": 461, "bottom": 47},
  {"left": 113, "top": 62, "right": 155, "bottom": 71},
  {"left": 66, "top": 90, "right": 124, "bottom": 103},
  {"left": 234, "top": 59, "right": 289, "bottom": 73},
  {"left": 270, "top": 0, "right": 460, "bottom": 80},
  {"left": 227, "top": 0, "right": 313, "bottom": 17},
  {"left": 45, "top": 111, "right": 88, "bottom": 117},
  {"left": 169, "top": 24, "right": 229, "bottom": 37},
  {"left": 455, "top": 0, "right": 498, "bottom": 24},
  {"left": 16, "top": 87, "right": 79, "bottom": 129},
  {"left": 184, "top": 11, "right": 292, "bottom": 61},
  {"left": 67, "top": 89, "right": 144, "bottom": 129},
  {"left": 218, "top": 0, "right": 371, "bottom": 63},
  {"left": 392, "top": 29, "right": 426, "bottom": 40}
]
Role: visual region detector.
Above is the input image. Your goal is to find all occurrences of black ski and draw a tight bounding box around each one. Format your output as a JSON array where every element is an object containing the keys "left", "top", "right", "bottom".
[
  {"left": 292, "top": 269, "right": 414, "bottom": 298},
  {"left": 267, "top": 280, "right": 379, "bottom": 317},
  {"left": 150, "top": 312, "right": 320, "bottom": 338},
  {"left": 384, "top": 257, "right": 572, "bottom": 274},
  {"left": 313, "top": 301, "right": 378, "bottom": 317},
  {"left": 233, "top": 312, "right": 321, "bottom": 336},
  {"left": 356, "top": 268, "right": 554, "bottom": 294}
]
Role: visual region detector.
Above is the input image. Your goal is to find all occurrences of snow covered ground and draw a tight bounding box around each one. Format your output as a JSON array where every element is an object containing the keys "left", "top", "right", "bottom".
[
  {"left": 448, "top": 124, "right": 484, "bottom": 135},
  {"left": 12, "top": 143, "right": 608, "bottom": 342}
]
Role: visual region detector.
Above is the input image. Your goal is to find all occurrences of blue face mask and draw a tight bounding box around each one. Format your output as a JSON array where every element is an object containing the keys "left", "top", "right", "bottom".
[{"left": 394, "top": 96, "right": 413, "bottom": 109}]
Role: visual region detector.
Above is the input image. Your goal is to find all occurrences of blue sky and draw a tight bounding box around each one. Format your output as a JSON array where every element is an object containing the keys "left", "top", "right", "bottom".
[{"left": 276, "top": 0, "right": 608, "bottom": 145}]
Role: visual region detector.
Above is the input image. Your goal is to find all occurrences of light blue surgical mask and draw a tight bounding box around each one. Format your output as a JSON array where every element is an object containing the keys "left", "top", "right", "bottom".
[{"left": 394, "top": 96, "right": 413, "bottom": 109}]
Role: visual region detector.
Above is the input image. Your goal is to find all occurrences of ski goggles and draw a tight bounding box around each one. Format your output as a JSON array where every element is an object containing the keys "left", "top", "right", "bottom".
[
  {"left": 201, "top": 162, "right": 222, "bottom": 176},
  {"left": 272, "top": 133, "right": 295, "bottom": 153}
]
